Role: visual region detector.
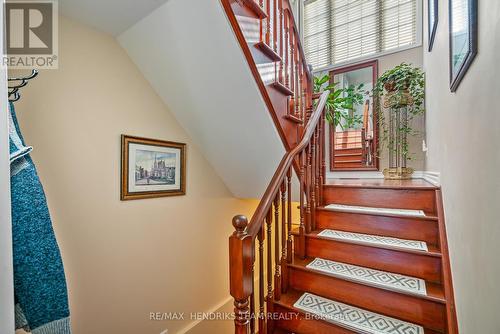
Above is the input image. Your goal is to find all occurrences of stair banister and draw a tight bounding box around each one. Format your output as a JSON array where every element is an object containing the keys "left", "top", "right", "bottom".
[
  {"left": 221, "top": 0, "right": 313, "bottom": 149},
  {"left": 229, "top": 91, "right": 329, "bottom": 334}
]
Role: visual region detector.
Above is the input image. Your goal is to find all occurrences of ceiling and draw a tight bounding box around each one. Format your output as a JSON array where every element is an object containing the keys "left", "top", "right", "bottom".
[{"left": 59, "top": 0, "right": 170, "bottom": 36}]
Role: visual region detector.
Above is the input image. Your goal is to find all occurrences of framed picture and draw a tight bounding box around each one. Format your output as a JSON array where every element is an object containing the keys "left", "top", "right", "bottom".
[
  {"left": 449, "top": 0, "right": 478, "bottom": 92},
  {"left": 121, "top": 135, "right": 186, "bottom": 200},
  {"left": 428, "top": 0, "right": 438, "bottom": 51}
]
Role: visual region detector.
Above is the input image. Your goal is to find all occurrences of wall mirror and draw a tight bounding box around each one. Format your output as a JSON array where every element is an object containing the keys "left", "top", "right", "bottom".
[
  {"left": 329, "top": 60, "right": 378, "bottom": 171},
  {"left": 449, "top": 0, "right": 478, "bottom": 92}
]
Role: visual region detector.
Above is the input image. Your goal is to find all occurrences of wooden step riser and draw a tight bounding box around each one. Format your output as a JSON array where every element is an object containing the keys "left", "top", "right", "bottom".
[
  {"left": 334, "top": 154, "right": 363, "bottom": 162},
  {"left": 273, "top": 303, "right": 355, "bottom": 334},
  {"left": 323, "top": 187, "right": 437, "bottom": 214},
  {"left": 316, "top": 210, "right": 440, "bottom": 247},
  {"left": 288, "top": 267, "right": 446, "bottom": 332},
  {"left": 333, "top": 148, "right": 363, "bottom": 154},
  {"left": 295, "top": 236, "right": 442, "bottom": 283}
]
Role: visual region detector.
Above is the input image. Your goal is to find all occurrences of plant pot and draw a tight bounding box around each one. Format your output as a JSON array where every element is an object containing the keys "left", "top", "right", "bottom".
[
  {"left": 383, "top": 167, "right": 414, "bottom": 180},
  {"left": 384, "top": 81, "right": 396, "bottom": 92},
  {"left": 382, "top": 90, "right": 414, "bottom": 108}
]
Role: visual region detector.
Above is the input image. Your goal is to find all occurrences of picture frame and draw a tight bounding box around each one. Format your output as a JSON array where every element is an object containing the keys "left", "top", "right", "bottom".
[
  {"left": 449, "top": 0, "right": 478, "bottom": 92},
  {"left": 428, "top": 0, "right": 438, "bottom": 51},
  {"left": 121, "top": 135, "right": 186, "bottom": 200}
]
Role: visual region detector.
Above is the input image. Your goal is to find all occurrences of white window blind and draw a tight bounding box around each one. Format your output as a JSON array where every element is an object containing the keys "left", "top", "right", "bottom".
[{"left": 304, "top": 0, "right": 420, "bottom": 70}]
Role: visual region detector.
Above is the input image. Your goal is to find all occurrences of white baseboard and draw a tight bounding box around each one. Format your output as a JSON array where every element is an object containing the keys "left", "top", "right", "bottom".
[{"left": 421, "top": 171, "right": 441, "bottom": 186}]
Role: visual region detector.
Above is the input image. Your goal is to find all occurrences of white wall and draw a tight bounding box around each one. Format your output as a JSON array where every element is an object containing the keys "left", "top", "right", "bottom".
[
  {"left": 0, "top": 0, "right": 15, "bottom": 331},
  {"left": 119, "top": 0, "right": 285, "bottom": 199},
  {"left": 423, "top": 0, "right": 500, "bottom": 332}
]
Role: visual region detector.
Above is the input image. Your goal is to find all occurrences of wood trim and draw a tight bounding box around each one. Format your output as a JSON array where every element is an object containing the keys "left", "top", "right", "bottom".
[
  {"left": 220, "top": 0, "right": 292, "bottom": 151},
  {"left": 435, "top": 189, "right": 460, "bottom": 334},
  {"left": 329, "top": 59, "right": 379, "bottom": 171},
  {"left": 120, "top": 135, "right": 186, "bottom": 200},
  {"left": 240, "top": 0, "right": 267, "bottom": 18}
]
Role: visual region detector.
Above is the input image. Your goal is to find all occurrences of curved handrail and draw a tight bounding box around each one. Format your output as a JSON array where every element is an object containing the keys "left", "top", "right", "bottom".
[{"left": 245, "top": 90, "right": 329, "bottom": 238}]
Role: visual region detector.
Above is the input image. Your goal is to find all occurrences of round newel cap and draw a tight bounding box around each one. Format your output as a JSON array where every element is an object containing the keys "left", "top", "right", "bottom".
[{"left": 232, "top": 215, "right": 248, "bottom": 233}]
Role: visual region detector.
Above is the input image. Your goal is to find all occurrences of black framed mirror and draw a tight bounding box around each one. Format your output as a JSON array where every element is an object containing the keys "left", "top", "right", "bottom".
[
  {"left": 449, "top": 0, "right": 478, "bottom": 92},
  {"left": 428, "top": 0, "right": 438, "bottom": 51}
]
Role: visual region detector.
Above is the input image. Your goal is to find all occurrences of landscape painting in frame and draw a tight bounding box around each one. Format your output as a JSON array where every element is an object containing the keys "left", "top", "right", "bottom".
[
  {"left": 449, "top": 0, "right": 477, "bottom": 92},
  {"left": 121, "top": 135, "right": 186, "bottom": 200}
]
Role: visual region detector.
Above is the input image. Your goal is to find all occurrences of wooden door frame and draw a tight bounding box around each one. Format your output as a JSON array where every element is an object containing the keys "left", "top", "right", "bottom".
[{"left": 329, "top": 59, "right": 379, "bottom": 171}]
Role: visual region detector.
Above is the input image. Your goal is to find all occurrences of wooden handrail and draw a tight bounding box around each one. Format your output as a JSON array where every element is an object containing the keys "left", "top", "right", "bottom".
[
  {"left": 246, "top": 90, "right": 329, "bottom": 239},
  {"left": 229, "top": 90, "right": 328, "bottom": 334}
]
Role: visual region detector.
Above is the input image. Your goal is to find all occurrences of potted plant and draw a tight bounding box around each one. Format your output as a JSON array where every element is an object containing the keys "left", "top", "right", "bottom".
[
  {"left": 314, "top": 74, "right": 366, "bottom": 130},
  {"left": 373, "top": 63, "right": 425, "bottom": 179}
]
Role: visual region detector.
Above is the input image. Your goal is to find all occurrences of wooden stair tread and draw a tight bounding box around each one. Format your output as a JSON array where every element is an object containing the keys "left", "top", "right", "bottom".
[
  {"left": 289, "top": 255, "right": 446, "bottom": 303},
  {"left": 292, "top": 228, "right": 442, "bottom": 257},
  {"left": 273, "top": 289, "right": 442, "bottom": 334},
  {"left": 255, "top": 41, "right": 281, "bottom": 62},
  {"left": 272, "top": 81, "right": 294, "bottom": 96},
  {"left": 239, "top": 0, "right": 267, "bottom": 18}
]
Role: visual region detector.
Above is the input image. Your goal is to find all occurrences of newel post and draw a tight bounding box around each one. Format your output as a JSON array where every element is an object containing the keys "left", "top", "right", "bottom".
[{"left": 229, "top": 215, "right": 253, "bottom": 334}]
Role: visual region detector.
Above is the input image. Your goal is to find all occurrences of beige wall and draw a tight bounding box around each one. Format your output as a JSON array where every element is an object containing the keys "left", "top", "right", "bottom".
[
  {"left": 423, "top": 1, "right": 500, "bottom": 333},
  {"left": 12, "top": 16, "right": 257, "bottom": 334}
]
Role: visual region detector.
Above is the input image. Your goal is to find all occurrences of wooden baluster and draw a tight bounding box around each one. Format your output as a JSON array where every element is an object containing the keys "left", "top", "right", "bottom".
[
  {"left": 289, "top": 31, "right": 295, "bottom": 110},
  {"left": 265, "top": 0, "right": 271, "bottom": 46},
  {"left": 311, "top": 132, "right": 317, "bottom": 231},
  {"left": 257, "top": 226, "right": 265, "bottom": 334},
  {"left": 303, "top": 66, "right": 308, "bottom": 124},
  {"left": 266, "top": 209, "right": 272, "bottom": 302},
  {"left": 278, "top": 0, "right": 283, "bottom": 84},
  {"left": 299, "top": 150, "right": 306, "bottom": 259},
  {"left": 250, "top": 269, "right": 255, "bottom": 334},
  {"left": 230, "top": 216, "right": 251, "bottom": 334},
  {"left": 288, "top": 30, "right": 295, "bottom": 93},
  {"left": 294, "top": 43, "right": 300, "bottom": 117},
  {"left": 286, "top": 167, "right": 293, "bottom": 264},
  {"left": 265, "top": 208, "right": 274, "bottom": 334},
  {"left": 284, "top": 11, "right": 290, "bottom": 89},
  {"left": 273, "top": 194, "right": 281, "bottom": 301},
  {"left": 306, "top": 143, "right": 312, "bottom": 234},
  {"left": 319, "top": 113, "right": 325, "bottom": 205},
  {"left": 273, "top": 0, "right": 277, "bottom": 52},
  {"left": 296, "top": 57, "right": 301, "bottom": 118},
  {"left": 259, "top": 0, "right": 264, "bottom": 44},
  {"left": 315, "top": 125, "right": 321, "bottom": 209},
  {"left": 280, "top": 180, "right": 287, "bottom": 293}
]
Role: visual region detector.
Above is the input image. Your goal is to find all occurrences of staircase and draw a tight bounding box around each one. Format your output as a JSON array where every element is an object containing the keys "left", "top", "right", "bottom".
[
  {"left": 333, "top": 130, "right": 365, "bottom": 169},
  {"left": 224, "top": 1, "right": 458, "bottom": 333}
]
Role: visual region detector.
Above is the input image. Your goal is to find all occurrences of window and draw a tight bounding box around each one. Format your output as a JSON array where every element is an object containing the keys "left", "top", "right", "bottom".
[{"left": 303, "top": 0, "right": 421, "bottom": 70}]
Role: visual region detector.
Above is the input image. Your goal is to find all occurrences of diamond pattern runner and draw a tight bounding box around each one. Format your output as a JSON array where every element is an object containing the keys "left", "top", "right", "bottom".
[
  {"left": 307, "top": 258, "right": 427, "bottom": 295},
  {"left": 325, "top": 204, "right": 426, "bottom": 217},
  {"left": 317, "top": 229, "right": 428, "bottom": 251},
  {"left": 294, "top": 292, "right": 425, "bottom": 334}
]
